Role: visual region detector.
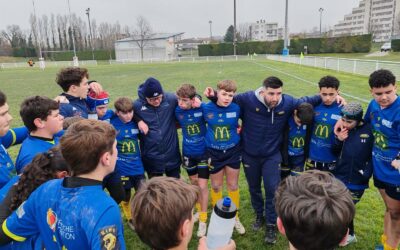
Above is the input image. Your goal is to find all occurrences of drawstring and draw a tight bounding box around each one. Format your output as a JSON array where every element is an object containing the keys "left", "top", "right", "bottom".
[{"left": 268, "top": 107, "right": 274, "bottom": 124}]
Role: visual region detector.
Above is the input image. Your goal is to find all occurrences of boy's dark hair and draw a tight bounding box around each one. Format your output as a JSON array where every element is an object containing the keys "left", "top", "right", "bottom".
[
  {"left": 132, "top": 177, "right": 199, "bottom": 250},
  {"left": 217, "top": 79, "right": 237, "bottom": 92},
  {"left": 275, "top": 170, "right": 355, "bottom": 250},
  {"left": 369, "top": 69, "right": 396, "bottom": 88},
  {"left": 296, "top": 103, "right": 314, "bottom": 125},
  {"left": 20, "top": 96, "right": 59, "bottom": 132},
  {"left": 10, "top": 146, "right": 70, "bottom": 211},
  {"left": 263, "top": 76, "right": 283, "bottom": 89},
  {"left": 176, "top": 83, "right": 197, "bottom": 99},
  {"left": 60, "top": 120, "right": 116, "bottom": 176},
  {"left": 114, "top": 97, "right": 133, "bottom": 112},
  {"left": 318, "top": 76, "right": 340, "bottom": 90},
  {"left": 56, "top": 67, "right": 89, "bottom": 92},
  {"left": 0, "top": 91, "right": 6, "bottom": 107}
]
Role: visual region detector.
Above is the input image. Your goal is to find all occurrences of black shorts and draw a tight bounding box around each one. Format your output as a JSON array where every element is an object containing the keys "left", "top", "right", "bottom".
[
  {"left": 207, "top": 144, "right": 242, "bottom": 175},
  {"left": 349, "top": 189, "right": 365, "bottom": 205},
  {"left": 305, "top": 159, "right": 336, "bottom": 172},
  {"left": 121, "top": 175, "right": 145, "bottom": 191},
  {"left": 374, "top": 178, "right": 400, "bottom": 201},
  {"left": 182, "top": 154, "right": 209, "bottom": 179}
]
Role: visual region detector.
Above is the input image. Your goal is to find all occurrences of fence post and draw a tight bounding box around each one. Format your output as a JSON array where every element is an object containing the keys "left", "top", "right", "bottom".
[
  {"left": 221, "top": 56, "right": 224, "bottom": 61},
  {"left": 376, "top": 60, "right": 379, "bottom": 70},
  {"left": 193, "top": 57, "right": 195, "bottom": 63},
  {"left": 235, "top": 55, "right": 238, "bottom": 61},
  {"left": 314, "top": 57, "right": 317, "bottom": 67},
  {"left": 207, "top": 57, "right": 209, "bottom": 62},
  {"left": 337, "top": 59, "right": 340, "bottom": 72},
  {"left": 353, "top": 60, "right": 357, "bottom": 74}
]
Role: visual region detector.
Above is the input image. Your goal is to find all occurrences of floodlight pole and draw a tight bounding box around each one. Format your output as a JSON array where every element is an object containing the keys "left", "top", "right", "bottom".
[
  {"left": 209, "top": 20, "right": 213, "bottom": 42},
  {"left": 31, "top": 0, "right": 45, "bottom": 69},
  {"left": 319, "top": 8, "right": 324, "bottom": 36},
  {"left": 284, "top": 0, "right": 289, "bottom": 50},
  {"left": 67, "top": 0, "right": 78, "bottom": 65},
  {"left": 233, "top": 0, "right": 237, "bottom": 56},
  {"left": 86, "top": 7, "right": 95, "bottom": 60}
]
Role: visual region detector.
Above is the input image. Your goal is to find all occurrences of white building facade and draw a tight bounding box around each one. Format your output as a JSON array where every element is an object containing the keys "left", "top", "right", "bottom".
[
  {"left": 250, "top": 20, "right": 284, "bottom": 41},
  {"left": 115, "top": 33, "right": 184, "bottom": 61},
  {"left": 333, "top": 0, "right": 400, "bottom": 42}
]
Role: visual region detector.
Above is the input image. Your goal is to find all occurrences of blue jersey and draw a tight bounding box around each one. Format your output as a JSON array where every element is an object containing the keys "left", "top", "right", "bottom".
[
  {"left": 365, "top": 97, "right": 400, "bottom": 185},
  {"left": 15, "top": 136, "right": 59, "bottom": 174},
  {"left": 309, "top": 102, "right": 342, "bottom": 163},
  {"left": 175, "top": 105, "right": 207, "bottom": 157},
  {"left": 2, "top": 178, "right": 126, "bottom": 250},
  {"left": 0, "top": 127, "right": 28, "bottom": 188},
  {"left": 100, "top": 109, "right": 114, "bottom": 123},
  {"left": 110, "top": 115, "right": 144, "bottom": 176},
  {"left": 0, "top": 176, "right": 19, "bottom": 203},
  {"left": 203, "top": 102, "right": 240, "bottom": 151},
  {"left": 288, "top": 116, "right": 308, "bottom": 157}
]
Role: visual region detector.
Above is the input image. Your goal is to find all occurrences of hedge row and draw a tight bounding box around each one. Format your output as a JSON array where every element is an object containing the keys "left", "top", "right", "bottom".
[
  {"left": 392, "top": 39, "right": 400, "bottom": 52},
  {"left": 48, "top": 50, "right": 116, "bottom": 61},
  {"left": 198, "top": 34, "right": 372, "bottom": 56}
]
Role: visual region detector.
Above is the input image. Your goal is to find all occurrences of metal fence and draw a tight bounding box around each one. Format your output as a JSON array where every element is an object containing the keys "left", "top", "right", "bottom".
[
  {"left": 108, "top": 55, "right": 251, "bottom": 64},
  {"left": 0, "top": 60, "right": 98, "bottom": 69},
  {"left": 266, "top": 54, "right": 400, "bottom": 79}
]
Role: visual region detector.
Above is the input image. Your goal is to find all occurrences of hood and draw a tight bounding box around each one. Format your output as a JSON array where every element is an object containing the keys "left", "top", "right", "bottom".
[
  {"left": 137, "top": 83, "right": 146, "bottom": 101},
  {"left": 254, "top": 87, "right": 282, "bottom": 109}
]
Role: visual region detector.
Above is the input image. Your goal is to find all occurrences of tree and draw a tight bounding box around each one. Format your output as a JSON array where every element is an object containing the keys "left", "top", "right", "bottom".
[
  {"left": 224, "top": 25, "right": 234, "bottom": 42},
  {"left": 238, "top": 23, "right": 252, "bottom": 42},
  {"left": 133, "top": 16, "right": 153, "bottom": 61}
]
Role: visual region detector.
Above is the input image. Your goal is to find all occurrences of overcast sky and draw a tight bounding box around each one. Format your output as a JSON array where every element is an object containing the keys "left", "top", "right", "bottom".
[{"left": 1, "top": 0, "right": 360, "bottom": 38}]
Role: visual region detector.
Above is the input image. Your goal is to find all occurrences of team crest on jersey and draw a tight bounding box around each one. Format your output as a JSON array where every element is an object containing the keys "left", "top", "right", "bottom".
[
  {"left": 256, "top": 108, "right": 260, "bottom": 112},
  {"left": 47, "top": 208, "right": 58, "bottom": 232},
  {"left": 178, "top": 115, "right": 184, "bottom": 120},
  {"left": 315, "top": 112, "right": 320, "bottom": 116},
  {"left": 100, "top": 226, "right": 118, "bottom": 250},
  {"left": 277, "top": 111, "right": 285, "bottom": 115},
  {"left": 331, "top": 114, "right": 341, "bottom": 120},
  {"left": 207, "top": 113, "right": 214, "bottom": 119},
  {"left": 360, "top": 134, "right": 370, "bottom": 139}
]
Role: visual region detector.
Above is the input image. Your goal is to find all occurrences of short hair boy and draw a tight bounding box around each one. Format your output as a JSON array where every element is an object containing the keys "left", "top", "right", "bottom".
[
  {"left": 275, "top": 170, "right": 355, "bottom": 250},
  {"left": 365, "top": 69, "right": 400, "bottom": 249},
  {"left": 0, "top": 120, "right": 126, "bottom": 249},
  {"left": 104, "top": 97, "right": 145, "bottom": 230},
  {"left": 15, "top": 96, "right": 63, "bottom": 174},
  {"left": 281, "top": 102, "right": 314, "bottom": 178},
  {"left": 0, "top": 91, "right": 29, "bottom": 188},
  {"left": 306, "top": 76, "right": 343, "bottom": 172},
  {"left": 175, "top": 83, "right": 209, "bottom": 237}
]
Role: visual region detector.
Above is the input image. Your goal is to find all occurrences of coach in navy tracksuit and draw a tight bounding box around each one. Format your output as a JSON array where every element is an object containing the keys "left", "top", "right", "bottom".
[
  {"left": 332, "top": 102, "right": 373, "bottom": 246},
  {"left": 133, "top": 77, "right": 181, "bottom": 178},
  {"left": 218, "top": 77, "right": 321, "bottom": 244}
]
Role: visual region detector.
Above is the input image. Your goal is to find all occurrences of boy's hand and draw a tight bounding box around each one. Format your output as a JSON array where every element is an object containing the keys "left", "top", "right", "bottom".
[
  {"left": 54, "top": 96, "right": 69, "bottom": 104},
  {"left": 192, "top": 97, "right": 202, "bottom": 108},
  {"left": 138, "top": 121, "right": 149, "bottom": 135},
  {"left": 204, "top": 87, "right": 215, "bottom": 98},
  {"left": 391, "top": 159, "right": 400, "bottom": 170},
  {"left": 335, "top": 94, "right": 347, "bottom": 106},
  {"left": 334, "top": 120, "right": 348, "bottom": 141},
  {"left": 88, "top": 81, "right": 103, "bottom": 94},
  {"left": 197, "top": 237, "right": 236, "bottom": 250}
]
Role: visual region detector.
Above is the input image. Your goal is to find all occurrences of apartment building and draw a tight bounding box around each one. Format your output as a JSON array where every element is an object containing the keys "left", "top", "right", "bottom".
[{"left": 250, "top": 19, "right": 284, "bottom": 41}]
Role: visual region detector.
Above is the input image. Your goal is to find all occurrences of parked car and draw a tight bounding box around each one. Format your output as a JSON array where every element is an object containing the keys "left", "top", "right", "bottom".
[{"left": 381, "top": 42, "right": 391, "bottom": 52}]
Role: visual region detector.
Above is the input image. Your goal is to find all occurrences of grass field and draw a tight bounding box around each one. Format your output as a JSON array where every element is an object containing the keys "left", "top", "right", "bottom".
[{"left": 0, "top": 58, "right": 390, "bottom": 249}]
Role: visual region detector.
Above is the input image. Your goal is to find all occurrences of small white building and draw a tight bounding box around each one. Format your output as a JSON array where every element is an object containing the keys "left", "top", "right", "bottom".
[
  {"left": 115, "top": 32, "right": 184, "bottom": 61},
  {"left": 250, "top": 20, "right": 284, "bottom": 41}
]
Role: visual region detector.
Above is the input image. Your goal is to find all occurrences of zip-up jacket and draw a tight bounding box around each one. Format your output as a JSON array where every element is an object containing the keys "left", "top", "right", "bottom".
[
  {"left": 59, "top": 93, "right": 89, "bottom": 118},
  {"left": 133, "top": 85, "right": 181, "bottom": 173},
  {"left": 332, "top": 121, "right": 374, "bottom": 188}
]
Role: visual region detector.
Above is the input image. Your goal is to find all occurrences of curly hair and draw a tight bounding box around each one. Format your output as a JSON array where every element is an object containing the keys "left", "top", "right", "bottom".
[
  {"left": 56, "top": 67, "right": 89, "bottom": 92},
  {"left": 10, "top": 146, "right": 70, "bottom": 211},
  {"left": 318, "top": 75, "right": 340, "bottom": 90},
  {"left": 369, "top": 69, "right": 396, "bottom": 88}
]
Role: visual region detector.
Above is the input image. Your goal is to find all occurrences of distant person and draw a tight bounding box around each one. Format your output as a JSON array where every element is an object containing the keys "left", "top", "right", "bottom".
[
  {"left": 15, "top": 96, "right": 64, "bottom": 174},
  {"left": 275, "top": 170, "right": 355, "bottom": 250},
  {"left": 364, "top": 69, "right": 400, "bottom": 250},
  {"left": 131, "top": 176, "right": 235, "bottom": 250},
  {"left": 27, "top": 59, "right": 34, "bottom": 67}
]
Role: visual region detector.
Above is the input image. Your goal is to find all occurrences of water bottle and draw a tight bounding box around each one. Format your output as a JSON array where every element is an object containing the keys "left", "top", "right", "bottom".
[{"left": 206, "top": 197, "right": 237, "bottom": 250}]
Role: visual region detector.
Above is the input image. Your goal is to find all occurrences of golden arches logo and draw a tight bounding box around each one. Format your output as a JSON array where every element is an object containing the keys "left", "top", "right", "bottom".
[
  {"left": 187, "top": 124, "right": 200, "bottom": 135},
  {"left": 373, "top": 130, "right": 388, "bottom": 149},
  {"left": 314, "top": 124, "right": 329, "bottom": 139},
  {"left": 292, "top": 137, "right": 305, "bottom": 148},
  {"left": 214, "top": 126, "right": 230, "bottom": 141},
  {"left": 121, "top": 140, "right": 136, "bottom": 153}
]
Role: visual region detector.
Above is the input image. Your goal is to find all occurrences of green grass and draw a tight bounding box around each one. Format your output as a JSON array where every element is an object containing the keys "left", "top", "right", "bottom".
[
  {"left": 307, "top": 52, "right": 400, "bottom": 62},
  {"left": 0, "top": 58, "right": 386, "bottom": 249}
]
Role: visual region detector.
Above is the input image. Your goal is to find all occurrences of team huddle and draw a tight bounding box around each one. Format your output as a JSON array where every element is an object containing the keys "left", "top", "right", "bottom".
[{"left": 0, "top": 66, "right": 398, "bottom": 250}]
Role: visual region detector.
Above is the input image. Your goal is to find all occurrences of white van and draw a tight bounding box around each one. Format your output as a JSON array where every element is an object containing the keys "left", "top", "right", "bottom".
[{"left": 381, "top": 42, "right": 391, "bottom": 52}]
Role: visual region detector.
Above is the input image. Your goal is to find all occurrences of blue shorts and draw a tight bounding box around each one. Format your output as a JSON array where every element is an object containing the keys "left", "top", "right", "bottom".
[
  {"left": 182, "top": 154, "right": 209, "bottom": 179},
  {"left": 374, "top": 178, "right": 400, "bottom": 201},
  {"left": 207, "top": 144, "right": 242, "bottom": 175}
]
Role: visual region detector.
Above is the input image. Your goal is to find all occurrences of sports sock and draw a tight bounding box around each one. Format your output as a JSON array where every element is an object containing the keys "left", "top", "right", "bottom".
[
  {"left": 199, "top": 212, "right": 208, "bottom": 223},
  {"left": 228, "top": 189, "right": 240, "bottom": 217},
  {"left": 121, "top": 201, "right": 132, "bottom": 221},
  {"left": 210, "top": 189, "right": 222, "bottom": 207},
  {"left": 195, "top": 202, "right": 201, "bottom": 213}
]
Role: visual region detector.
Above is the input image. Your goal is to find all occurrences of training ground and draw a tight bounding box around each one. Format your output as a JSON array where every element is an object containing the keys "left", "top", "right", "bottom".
[{"left": 0, "top": 58, "right": 389, "bottom": 249}]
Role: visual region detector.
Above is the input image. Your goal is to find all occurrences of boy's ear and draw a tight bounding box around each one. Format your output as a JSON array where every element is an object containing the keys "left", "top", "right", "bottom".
[
  {"left": 33, "top": 117, "right": 45, "bottom": 129},
  {"left": 181, "top": 218, "right": 191, "bottom": 239},
  {"left": 55, "top": 170, "right": 69, "bottom": 178},
  {"left": 277, "top": 217, "right": 286, "bottom": 236},
  {"left": 99, "top": 151, "right": 111, "bottom": 167}
]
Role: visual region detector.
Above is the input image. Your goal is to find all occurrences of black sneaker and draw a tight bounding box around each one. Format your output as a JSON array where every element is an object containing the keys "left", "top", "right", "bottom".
[
  {"left": 252, "top": 214, "right": 264, "bottom": 231},
  {"left": 264, "top": 224, "right": 277, "bottom": 244}
]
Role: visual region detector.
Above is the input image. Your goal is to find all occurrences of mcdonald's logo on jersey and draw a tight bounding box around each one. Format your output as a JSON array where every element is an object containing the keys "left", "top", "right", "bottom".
[
  {"left": 214, "top": 126, "right": 230, "bottom": 141},
  {"left": 121, "top": 140, "right": 136, "bottom": 154},
  {"left": 292, "top": 137, "right": 305, "bottom": 148},
  {"left": 373, "top": 130, "right": 388, "bottom": 150},
  {"left": 187, "top": 124, "right": 200, "bottom": 135},
  {"left": 314, "top": 124, "right": 330, "bottom": 139}
]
